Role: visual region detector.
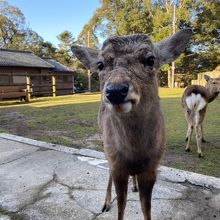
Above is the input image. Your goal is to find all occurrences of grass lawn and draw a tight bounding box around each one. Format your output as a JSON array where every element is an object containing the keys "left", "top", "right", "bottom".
[{"left": 0, "top": 89, "right": 220, "bottom": 177}]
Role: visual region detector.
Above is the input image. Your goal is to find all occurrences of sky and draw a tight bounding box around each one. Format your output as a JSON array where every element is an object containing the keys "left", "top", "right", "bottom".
[{"left": 7, "top": 0, "right": 101, "bottom": 46}]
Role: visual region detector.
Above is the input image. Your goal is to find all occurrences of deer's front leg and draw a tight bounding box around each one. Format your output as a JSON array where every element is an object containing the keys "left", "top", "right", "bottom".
[
  {"left": 137, "top": 170, "right": 156, "bottom": 220},
  {"left": 112, "top": 170, "right": 129, "bottom": 220},
  {"left": 102, "top": 172, "right": 113, "bottom": 212}
]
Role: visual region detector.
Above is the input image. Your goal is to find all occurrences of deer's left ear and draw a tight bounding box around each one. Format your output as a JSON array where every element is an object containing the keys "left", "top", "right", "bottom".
[
  {"left": 155, "top": 29, "right": 192, "bottom": 67},
  {"left": 204, "top": 74, "right": 212, "bottom": 82}
]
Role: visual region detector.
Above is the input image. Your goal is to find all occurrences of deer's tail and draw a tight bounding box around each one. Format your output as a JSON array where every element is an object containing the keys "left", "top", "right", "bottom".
[{"left": 185, "top": 93, "right": 207, "bottom": 121}]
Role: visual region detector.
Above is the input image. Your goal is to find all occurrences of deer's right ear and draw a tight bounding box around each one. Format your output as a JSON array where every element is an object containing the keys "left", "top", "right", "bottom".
[{"left": 71, "top": 45, "right": 100, "bottom": 72}]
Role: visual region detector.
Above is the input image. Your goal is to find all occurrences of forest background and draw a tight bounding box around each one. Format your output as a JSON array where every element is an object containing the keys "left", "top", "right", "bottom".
[{"left": 0, "top": 0, "right": 219, "bottom": 90}]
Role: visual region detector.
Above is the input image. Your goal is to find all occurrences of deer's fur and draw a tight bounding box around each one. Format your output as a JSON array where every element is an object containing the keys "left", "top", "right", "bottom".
[
  {"left": 72, "top": 29, "right": 191, "bottom": 220},
  {"left": 182, "top": 75, "right": 220, "bottom": 157}
]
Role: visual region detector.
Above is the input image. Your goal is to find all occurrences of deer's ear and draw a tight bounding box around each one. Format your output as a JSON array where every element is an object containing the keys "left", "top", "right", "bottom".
[
  {"left": 71, "top": 45, "right": 100, "bottom": 72},
  {"left": 155, "top": 29, "right": 192, "bottom": 67},
  {"left": 204, "top": 74, "right": 212, "bottom": 82}
]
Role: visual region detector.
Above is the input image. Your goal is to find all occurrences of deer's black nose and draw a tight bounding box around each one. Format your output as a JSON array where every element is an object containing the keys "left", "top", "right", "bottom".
[{"left": 106, "top": 83, "right": 129, "bottom": 104}]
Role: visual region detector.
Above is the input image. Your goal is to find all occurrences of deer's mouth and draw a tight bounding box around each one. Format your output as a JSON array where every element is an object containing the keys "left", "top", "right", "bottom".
[
  {"left": 105, "top": 100, "right": 132, "bottom": 113},
  {"left": 105, "top": 95, "right": 139, "bottom": 114}
]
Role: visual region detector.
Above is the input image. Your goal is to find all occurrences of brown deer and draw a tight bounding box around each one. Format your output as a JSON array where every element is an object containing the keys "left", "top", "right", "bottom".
[
  {"left": 182, "top": 75, "right": 220, "bottom": 157},
  {"left": 72, "top": 29, "right": 191, "bottom": 220}
]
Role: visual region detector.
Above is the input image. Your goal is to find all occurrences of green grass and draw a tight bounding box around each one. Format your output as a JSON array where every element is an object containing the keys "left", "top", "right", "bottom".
[
  {"left": 0, "top": 89, "right": 220, "bottom": 177},
  {"left": 0, "top": 208, "right": 25, "bottom": 220}
]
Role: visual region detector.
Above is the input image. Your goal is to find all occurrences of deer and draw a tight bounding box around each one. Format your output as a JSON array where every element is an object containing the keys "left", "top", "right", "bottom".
[
  {"left": 72, "top": 29, "right": 192, "bottom": 220},
  {"left": 182, "top": 75, "right": 220, "bottom": 158}
]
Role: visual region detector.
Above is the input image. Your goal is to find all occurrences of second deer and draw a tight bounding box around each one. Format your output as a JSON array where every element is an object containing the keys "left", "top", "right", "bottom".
[{"left": 182, "top": 75, "right": 220, "bottom": 157}]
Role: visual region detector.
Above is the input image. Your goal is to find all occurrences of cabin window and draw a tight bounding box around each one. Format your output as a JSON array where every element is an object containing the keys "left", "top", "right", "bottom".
[
  {"left": 0, "top": 75, "right": 12, "bottom": 85},
  {"left": 13, "top": 76, "right": 26, "bottom": 84}
]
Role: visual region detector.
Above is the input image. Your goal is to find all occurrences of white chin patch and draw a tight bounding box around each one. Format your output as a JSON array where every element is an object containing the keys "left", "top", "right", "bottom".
[{"left": 107, "top": 102, "right": 132, "bottom": 113}]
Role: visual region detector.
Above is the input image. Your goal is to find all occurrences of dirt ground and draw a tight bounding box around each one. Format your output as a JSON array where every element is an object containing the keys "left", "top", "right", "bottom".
[{"left": 0, "top": 108, "right": 200, "bottom": 169}]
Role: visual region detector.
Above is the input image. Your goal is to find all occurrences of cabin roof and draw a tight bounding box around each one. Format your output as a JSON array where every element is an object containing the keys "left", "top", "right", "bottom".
[{"left": 0, "top": 49, "right": 54, "bottom": 69}]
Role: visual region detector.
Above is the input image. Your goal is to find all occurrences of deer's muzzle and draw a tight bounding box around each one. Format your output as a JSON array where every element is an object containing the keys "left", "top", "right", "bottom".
[{"left": 105, "top": 83, "right": 129, "bottom": 105}]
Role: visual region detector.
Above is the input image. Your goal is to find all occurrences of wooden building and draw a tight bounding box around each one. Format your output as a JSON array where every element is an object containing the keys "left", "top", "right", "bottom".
[{"left": 0, "top": 49, "right": 75, "bottom": 101}]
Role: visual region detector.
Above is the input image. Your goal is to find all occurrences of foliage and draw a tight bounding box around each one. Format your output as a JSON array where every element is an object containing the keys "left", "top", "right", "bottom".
[
  {"left": 1, "top": 0, "right": 219, "bottom": 89},
  {"left": 55, "top": 31, "right": 76, "bottom": 66},
  {"left": 0, "top": 0, "right": 26, "bottom": 49},
  {"left": 77, "top": 0, "right": 153, "bottom": 46}
]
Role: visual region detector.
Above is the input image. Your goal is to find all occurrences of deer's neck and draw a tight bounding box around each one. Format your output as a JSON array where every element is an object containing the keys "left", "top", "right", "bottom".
[
  {"left": 112, "top": 100, "right": 161, "bottom": 140},
  {"left": 207, "top": 89, "right": 219, "bottom": 103}
]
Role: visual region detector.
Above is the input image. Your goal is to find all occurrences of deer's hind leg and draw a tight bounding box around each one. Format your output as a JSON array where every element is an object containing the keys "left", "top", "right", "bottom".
[
  {"left": 195, "top": 124, "right": 203, "bottom": 157},
  {"left": 132, "top": 175, "right": 138, "bottom": 192},
  {"left": 185, "top": 124, "right": 193, "bottom": 152},
  {"left": 195, "top": 109, "right": 206, "bottom": 157},
  {"left": 201, "top": 124, "right": 207, "bottom": 143},
  {"left": 185, "top": 113, "right": 193, "bottom": 152}
]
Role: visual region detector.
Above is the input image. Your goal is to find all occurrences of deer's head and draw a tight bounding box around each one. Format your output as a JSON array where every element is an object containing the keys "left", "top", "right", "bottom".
[
  {"left": 72, "top": 29, "right": 191, "bottom": 114},
  {"left": 205, "top": 75, "right": 220, "bottom": 95}
]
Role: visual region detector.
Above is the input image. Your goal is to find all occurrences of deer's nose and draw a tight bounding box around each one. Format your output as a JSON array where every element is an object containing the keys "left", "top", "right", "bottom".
[{"left": 106, "top": 83, "right": 129, "bottom": 104}]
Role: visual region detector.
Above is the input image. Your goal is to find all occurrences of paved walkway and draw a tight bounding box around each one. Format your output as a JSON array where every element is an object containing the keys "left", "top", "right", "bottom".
[{"left": 0, "top": 133, "right": 220, "bottom": 220}]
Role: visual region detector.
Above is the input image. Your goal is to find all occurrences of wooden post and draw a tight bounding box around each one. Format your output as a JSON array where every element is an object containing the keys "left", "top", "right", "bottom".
[
  {"left": 26, "top": 75, "right": 31, "bottom": 102},
  {"left": 72, "top": 74, "right": 75, "bottom": 93},
  {"left": 171, "top": 3, "right": 176, "bottom": 88},
  {"left": 168, "top": 68, "right": 172, "bottom": 88},
  {"left": 52, "top": 75, "right": 56, "bottom": 97},
  {"left": 87, "top": 30, "right": 91, "bottom": 92}
]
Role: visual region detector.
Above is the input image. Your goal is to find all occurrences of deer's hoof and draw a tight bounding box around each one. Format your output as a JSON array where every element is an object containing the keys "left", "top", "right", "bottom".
[
  {"left": 102, "top": 203, "right": 111, "bottom": 212},
  {"left": 185, "top": 148, "right": 190, "bottom": 152},
  {"left": 198, "top": 153, "right": 204, "bottom": 158},
  {"left": 202, "top": 138, "right": 206, "bottom": 143},
  {"left": 132, "top": 186, "right": 138, "bottom": 192}
]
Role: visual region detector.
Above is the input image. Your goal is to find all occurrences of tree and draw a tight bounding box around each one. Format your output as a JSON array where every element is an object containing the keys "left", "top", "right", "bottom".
[
  {"left": 191, "top": 0, "right": 220, "bottom": 72},
  {"left": 57, "top": 30, "right": 75, "bottom": 50},
  {"left": 0, "top": 0, "right": 26, "bottom": 49},
  {"left": 77, "top": 0, "right": 153, "bottom": 46},
  {"left": 56, "top": 30, "right": 76, "bottom": 66}
]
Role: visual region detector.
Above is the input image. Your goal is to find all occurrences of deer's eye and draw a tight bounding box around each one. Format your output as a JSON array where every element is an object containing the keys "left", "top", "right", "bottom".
[
  {"left": 97, "top": 61, "right": 104, "bottom": 71},
  {"left": 143, "top": 56, "right": 155, "bottom": 67}
]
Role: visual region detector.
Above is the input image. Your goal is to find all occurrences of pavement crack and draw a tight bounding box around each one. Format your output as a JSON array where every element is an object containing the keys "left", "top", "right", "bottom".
[
  {"left": 18, "top": 173, "right": 57, "bottom": 212},
  {"left": 0, "top": 152, "right": 36, "bottom": 166},
  {"left": 163, "top": 177, "right": 214, "bottom": 192},
  {"left": 182, "top": 179, "right": 214, "bottom": 191},
  {"left": 92, "top": 196, "right": 117, "bottom": 220},
  {"left": 92, "top": 211, "right": 103, "bottom": 220}
]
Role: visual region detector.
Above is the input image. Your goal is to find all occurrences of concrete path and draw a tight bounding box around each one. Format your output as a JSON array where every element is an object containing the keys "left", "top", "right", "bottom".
[{"left": 0, "top": 133, "right": 220, "bottom": 220}]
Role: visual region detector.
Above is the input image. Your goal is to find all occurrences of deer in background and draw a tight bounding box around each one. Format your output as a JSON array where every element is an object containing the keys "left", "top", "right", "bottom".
[
  {"left": 182, "top": 75, "right": 220, "bottom": 157},
  {"left": 72, "top": 29, "right": 191, "bottom": 220}
]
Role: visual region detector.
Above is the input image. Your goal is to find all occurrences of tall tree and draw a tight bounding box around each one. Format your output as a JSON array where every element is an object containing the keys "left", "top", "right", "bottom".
[
  {"left": 191, "top": 0, "right": 220, "bottom": 72},
  {"left": 56, "top": 30, "right": 76, "bottom": 66},
  {"left": 77, "top": 0, "right": 153, "bottom": 46},
  {"left": 0, "top": 0, "right": 26, "bottom": 48}
]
